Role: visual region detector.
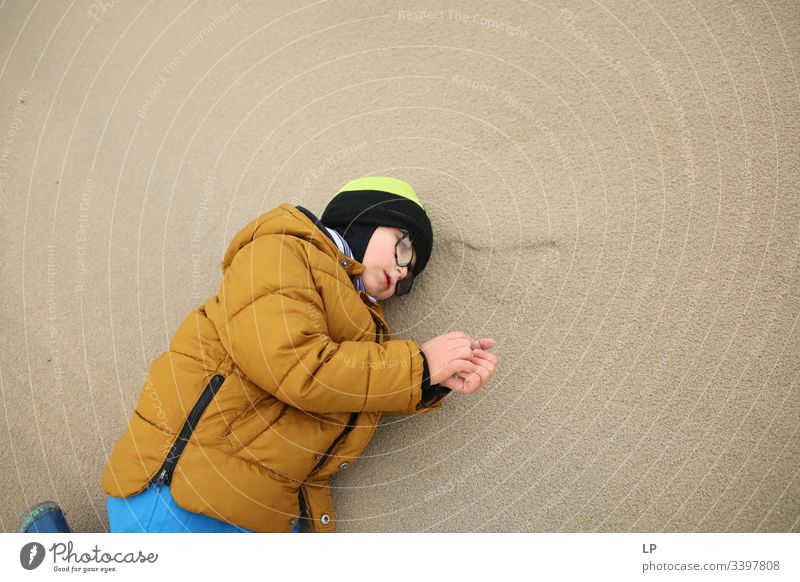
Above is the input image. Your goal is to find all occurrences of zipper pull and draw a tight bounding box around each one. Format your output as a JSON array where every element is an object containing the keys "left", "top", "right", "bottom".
[{"left": 154, "top": 468, "right": 168, "bottom": 490}]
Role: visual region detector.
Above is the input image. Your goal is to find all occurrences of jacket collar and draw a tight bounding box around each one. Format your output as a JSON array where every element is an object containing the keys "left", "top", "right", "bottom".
[
  {"left": 293, "top": 205, "right": 382, "bottom": 310},
  {"left": 291, "top": 205, "right": 367, "bottom": 278},
  {"left": 221, "top": 203, "right": 365, "bottom": 276},
  {"left": 295, "top": 205, "right": 338, "bottom": 247}
]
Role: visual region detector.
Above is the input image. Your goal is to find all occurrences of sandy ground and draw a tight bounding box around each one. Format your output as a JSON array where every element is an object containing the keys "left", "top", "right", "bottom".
[{"left": 1, "top": 0, "right": 798, "bottom": 533}]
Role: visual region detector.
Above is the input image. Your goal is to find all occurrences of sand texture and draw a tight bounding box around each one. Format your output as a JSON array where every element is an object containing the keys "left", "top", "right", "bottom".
[{"left": 1, "top": 0, "right": 798, "bottom": 532}]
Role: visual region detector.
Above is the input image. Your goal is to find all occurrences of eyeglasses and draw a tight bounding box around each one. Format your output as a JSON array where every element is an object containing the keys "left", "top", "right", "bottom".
[{"left": 394, "top": 230, "right": 415, "bottom": 296}]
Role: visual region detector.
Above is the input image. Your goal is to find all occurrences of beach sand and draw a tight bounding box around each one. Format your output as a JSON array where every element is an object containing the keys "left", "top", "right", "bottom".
[{"left": 1, "top": 0, "right": 798, "bottom": 532}]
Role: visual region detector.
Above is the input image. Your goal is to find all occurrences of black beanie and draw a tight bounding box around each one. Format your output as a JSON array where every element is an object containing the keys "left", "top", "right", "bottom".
[{"left": 320, "top": 177, "right": 433, "bottom": 276}]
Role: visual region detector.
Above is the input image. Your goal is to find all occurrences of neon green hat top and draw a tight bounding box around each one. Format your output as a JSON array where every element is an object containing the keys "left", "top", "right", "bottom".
[{"left": 337, "top": 176, "right": 425, "bottom": 210}]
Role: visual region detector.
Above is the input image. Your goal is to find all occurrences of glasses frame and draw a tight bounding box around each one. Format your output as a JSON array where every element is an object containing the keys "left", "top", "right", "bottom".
[{"left": 394, "top": 230, "right": 415, "bottom": 296}]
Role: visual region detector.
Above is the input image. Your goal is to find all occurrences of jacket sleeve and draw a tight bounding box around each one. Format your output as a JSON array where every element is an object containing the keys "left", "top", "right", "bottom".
[
  {"left": 419, "top": 350, "right": 453, "bottom": 406},
  {"left": 219, "top": 235, "right": 435, "bottom": 414},
  {"left": 380, "top": 350, "right": 451, "bottom": 416}
]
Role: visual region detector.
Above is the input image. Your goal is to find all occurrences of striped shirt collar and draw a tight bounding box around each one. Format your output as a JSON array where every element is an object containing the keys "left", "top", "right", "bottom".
[{"left": 323, "top": 226, "right": 378, "bottom": 304}]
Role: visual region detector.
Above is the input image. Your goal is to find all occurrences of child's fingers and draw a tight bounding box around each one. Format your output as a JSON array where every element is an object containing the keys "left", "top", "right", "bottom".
[
  {"left": 448, "top": 372, "right": 490, "bottom": 394},
  {"left": 453, "top": 371, "right": 481, "bottom": 393},
  {"left": 455, "top": 365, "right": 491, "bottom": 392},
  {"left": 462, "top": 356, "right": 496, "bottom": 374},
  {"left": 471, "top": 337, "right": 495, "bottom": 350},
  {"left": 449, "top": 358, "right": 483, "bottom": 377},
  {"left": 469, "top": 362, "right": 496, "bottom": 384},
  {"left": 465, "top": 372, "right": 482, "bottom": 393},
  {"left": 446, "top": 336, "right": 474, "bottom": 360},
  {"left": 445, "top": 355, "right": 496, "bottom": 393},
  {"left": 471, "top": 348, "right": 498, "bottom": 365},
  {"left": 440, "top": 373, "right": 467, "bottom": 392}
]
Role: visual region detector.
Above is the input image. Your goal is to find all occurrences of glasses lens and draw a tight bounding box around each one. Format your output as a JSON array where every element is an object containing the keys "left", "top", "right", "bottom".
[
  {"left": 396, "top": 233, "right": 413, "bottom": 267},
  {"left": 396, "top": 273, "right": 414, "bottom": 295}
]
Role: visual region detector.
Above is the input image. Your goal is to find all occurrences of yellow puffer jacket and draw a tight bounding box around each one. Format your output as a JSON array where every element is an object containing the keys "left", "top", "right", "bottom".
[{"left": 101, "top": 203, "right": 448, "bottom": 532}]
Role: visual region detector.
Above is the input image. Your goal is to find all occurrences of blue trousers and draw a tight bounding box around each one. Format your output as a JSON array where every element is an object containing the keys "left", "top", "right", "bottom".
[{"left": 107, "top": 482, "right": 300, "bottom": 533}]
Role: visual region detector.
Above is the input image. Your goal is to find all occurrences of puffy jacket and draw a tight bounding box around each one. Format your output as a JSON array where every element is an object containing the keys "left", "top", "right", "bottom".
[{"left": 101, "top": 203, "right": 450, "bottom": 532}]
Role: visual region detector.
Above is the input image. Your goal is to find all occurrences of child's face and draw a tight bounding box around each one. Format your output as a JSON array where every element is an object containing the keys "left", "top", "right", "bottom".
[{"left": 360, "top": 226, "right": 417, "bottom": 300}]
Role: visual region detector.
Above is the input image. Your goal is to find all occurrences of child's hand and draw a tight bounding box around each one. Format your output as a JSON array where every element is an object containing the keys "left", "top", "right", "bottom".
[
  {"left": 420, "top": 334, "right": 498, "bottom": 394},
  {"left": 444, "top": 338, "right": 498, "bottom": 394},
  {"left": 420, "top": 332, "right": 484, "bottom": 386}
]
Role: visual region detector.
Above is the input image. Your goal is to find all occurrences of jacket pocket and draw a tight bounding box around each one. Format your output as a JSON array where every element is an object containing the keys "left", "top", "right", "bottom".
[
  {"left": 234, "top": 408, "right": 344, "bottom": 481},
  {"left": 225, "top": 399, "right": 287, "bottom": 453},
  {"left": 222, "top": 392, "right": 272, "bottom": 437}
]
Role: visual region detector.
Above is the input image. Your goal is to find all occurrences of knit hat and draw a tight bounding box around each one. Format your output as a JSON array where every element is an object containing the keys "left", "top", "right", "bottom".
[{"left": 320, "top": 176, "right": 434, "bottom": 276}]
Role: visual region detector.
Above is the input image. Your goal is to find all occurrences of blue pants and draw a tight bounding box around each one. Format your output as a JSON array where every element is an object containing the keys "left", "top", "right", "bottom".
[{"left": 107, "top": 482, "right": 300, "bottom": 533}]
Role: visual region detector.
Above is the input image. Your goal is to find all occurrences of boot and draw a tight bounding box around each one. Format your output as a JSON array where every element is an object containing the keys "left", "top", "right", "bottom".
[{"left": 18, "top": 501, "right": 73, "bottom": 533}]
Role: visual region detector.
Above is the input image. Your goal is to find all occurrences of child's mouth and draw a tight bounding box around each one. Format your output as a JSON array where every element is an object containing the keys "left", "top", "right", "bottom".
[{"left": 384, "top": 272, "right": 391, "bottom": 290}]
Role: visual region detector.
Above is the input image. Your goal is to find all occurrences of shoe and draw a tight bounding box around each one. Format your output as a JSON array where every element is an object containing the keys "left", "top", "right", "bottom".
[{"left": 18, "top": 501, "right": 73, "bottom": 533}]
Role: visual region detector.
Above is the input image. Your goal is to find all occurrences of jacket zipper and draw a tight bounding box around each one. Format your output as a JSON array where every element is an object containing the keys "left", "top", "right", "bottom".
[
  {"left": 310, "top": 412, "right": 358, "bottom": 474},
  {"left": 374, "top": 318, "right": 383, "bottom": 343},
  {"left": 153, "top": 374, "right": 226, "bottom": 489}
]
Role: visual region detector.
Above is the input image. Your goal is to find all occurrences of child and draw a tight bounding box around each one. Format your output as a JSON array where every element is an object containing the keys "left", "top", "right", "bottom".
[{"left": 35, "top": 176, "right": 497, "bottom": 534}]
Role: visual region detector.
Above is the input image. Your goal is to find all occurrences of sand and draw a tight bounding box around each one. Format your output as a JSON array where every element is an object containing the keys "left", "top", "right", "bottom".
[{"left": 1, "top": 0, "right": 798, "bottom": 532}]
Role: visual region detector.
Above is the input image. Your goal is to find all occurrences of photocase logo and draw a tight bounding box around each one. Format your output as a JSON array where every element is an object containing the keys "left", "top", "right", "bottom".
[{"left": 20, "top": 542, "right": 46, "bottom": 570}]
